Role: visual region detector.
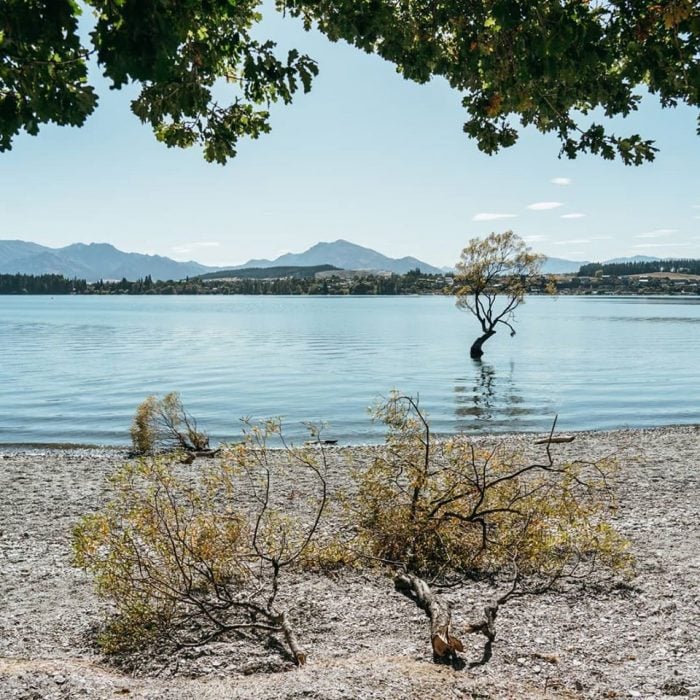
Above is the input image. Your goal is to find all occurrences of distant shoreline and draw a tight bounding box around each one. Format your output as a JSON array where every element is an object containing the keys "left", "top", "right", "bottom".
[
  {"left": 2, "top": 422, "right": 699, "bottom": 452},
  {"left": 1, "top": 290, "right": 699, "bottom": 297},
  {"left": 2, "top": 268, "right": 699, "bottom": 296}
]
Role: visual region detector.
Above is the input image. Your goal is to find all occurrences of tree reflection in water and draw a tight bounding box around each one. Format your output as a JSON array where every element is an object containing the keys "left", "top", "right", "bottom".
[{"left": 453, "top": 360, "right": 534, "bottom": 431}]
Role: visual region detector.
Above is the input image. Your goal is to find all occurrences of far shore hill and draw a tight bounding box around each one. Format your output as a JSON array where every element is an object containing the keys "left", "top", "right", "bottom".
[
  {"left": 2, "top": 238, "right": 699, "bottom": 285},
  {"left": 1, "top": 253, "right": 700, "bottom": 296}
]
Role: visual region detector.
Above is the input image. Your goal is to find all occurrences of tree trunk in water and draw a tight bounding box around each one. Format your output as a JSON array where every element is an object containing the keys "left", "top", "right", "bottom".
[{"left": 470, "top": 330, "right": 496, "bottom": 359}]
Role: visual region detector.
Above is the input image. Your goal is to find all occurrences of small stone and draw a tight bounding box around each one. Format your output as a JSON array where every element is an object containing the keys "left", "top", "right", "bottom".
[{"left": 661, "top": 680, "right": 690, "bottom": 696}]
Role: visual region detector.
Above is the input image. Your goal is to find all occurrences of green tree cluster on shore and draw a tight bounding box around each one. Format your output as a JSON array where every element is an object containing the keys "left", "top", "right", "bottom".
[
  {"left": 197, "top": 265, "right": 338, "bottom": 280},
  {"left": 0, "top": 273, "right": 87, "bottom": 294},
  {"left": 0, "top": 271, "right": 456, "bottom": 296},
  {"left": 4, "top": 267, "right": 699, "bottom": 298},
  {"left": 578, "top": 259, "right": 700, "bottom": 277}
]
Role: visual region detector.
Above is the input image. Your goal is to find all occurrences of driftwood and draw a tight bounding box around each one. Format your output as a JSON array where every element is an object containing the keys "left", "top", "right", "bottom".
[
  {"left": 395, "top": 574, "right": 464, "bottom": 658},
  {"left": 192, "top": 447, "right": 222, "bottom": 457},
  {"left": 275, "top": 610, "right": 307, "bottom": 666},
  {"left": 534, "top": 435, "right": 576, "bottom": 445},
  {"left": 179, "top": 448, "right": 222, "bottom": 463}
]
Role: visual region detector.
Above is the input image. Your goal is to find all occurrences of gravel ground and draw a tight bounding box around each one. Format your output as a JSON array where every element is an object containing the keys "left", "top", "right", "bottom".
[{"left": 0, "top": 426, "right": 698, "bottom": 699}]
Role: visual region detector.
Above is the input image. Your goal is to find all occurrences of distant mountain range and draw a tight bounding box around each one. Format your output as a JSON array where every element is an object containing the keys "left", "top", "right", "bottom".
[
  {"left": 540, "top": 257, "right": 588, "bottom": 274},
  {"left": 0, "top": 240, "right": 210, "bottom": 281},
  {"left": 0, "top": 239, "right": 443, "bottom": 280},
  {"left": 0, "top": 238, "right": 668, "bottom": 282},
  {"left": 601, "top": 255, "right": 660, "bottom": 265}
]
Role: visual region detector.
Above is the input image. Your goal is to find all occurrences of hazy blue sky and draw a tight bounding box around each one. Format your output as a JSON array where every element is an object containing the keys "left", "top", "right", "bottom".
[{"left": 1, "top": 5, "right": 698, "bottom": 268}]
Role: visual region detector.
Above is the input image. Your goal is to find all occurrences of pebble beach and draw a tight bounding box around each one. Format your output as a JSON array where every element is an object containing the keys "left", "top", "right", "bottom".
[{"left": 1, "top": 425, "right": 698, "bottom": 699}]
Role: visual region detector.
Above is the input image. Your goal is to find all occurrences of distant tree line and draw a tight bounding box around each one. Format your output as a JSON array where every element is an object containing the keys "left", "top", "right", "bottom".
[
  {"left": 0, "top": 273, "right": 88, "bottom": 294},
  {"left": 3, "top": 267, "right": 698, "bottom": 298},
  {"left": 91, "top": 275, "right": 155, "bottom": 293},
  {"left": 0, "top": 271, "right": 454, "bottom": 296},
  {"left": 578, "top": 259, "right": 700, "bottom": 277}
]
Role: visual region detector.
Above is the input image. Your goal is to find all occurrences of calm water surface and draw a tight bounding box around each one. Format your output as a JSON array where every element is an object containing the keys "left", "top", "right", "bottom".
[{"left": 1, "top": 295, "right": 698, "bottom": 445}]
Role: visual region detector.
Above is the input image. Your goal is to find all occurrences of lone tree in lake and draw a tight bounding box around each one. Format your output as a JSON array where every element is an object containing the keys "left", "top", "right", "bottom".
[{"left": 455, "top": 231, "right": 546, "bottom": 359}]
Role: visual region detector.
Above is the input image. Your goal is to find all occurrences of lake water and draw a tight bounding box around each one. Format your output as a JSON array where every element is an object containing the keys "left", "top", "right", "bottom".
[{"left": 1, "top": 295, "right": 698, "bottom": 445}]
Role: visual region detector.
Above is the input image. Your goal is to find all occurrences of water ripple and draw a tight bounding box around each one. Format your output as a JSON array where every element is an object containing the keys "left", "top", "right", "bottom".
[{"left": 0, "top": 295, "right": 698, "bottom": 445}]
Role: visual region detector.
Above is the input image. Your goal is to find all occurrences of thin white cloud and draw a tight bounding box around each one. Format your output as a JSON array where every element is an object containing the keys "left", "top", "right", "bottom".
[
  {"left": 633, "top": 242, "right": 687, "bottom": 249},
  {"left": 590, "top": 236, "right": 612, "bottom": 241},
  {"left": 171, "top": 241, "right": 220, "bottom": 254},
  {"left": 636, "top": 228, "right": 676, "bottom": 239},
  {"left": 527, "top": 202, "right": 564, "bottom": 211},
  {"left": 692, "top": 205, "right": 700, "bottom": 209},
  {"left": 561, "top": 213, "right": 586, "bottom": 219},
  {"left": 553, "top": 238, "right": 591, "bottom": 245},
  {"left": 472, "top": 212, "right": 517, "bottom": 221},
  {"left": 523, "top": 235, "right": 547, "bottom": 243},
  {"left": 551, "top": 177, "right": 572, "bottom": 186}
]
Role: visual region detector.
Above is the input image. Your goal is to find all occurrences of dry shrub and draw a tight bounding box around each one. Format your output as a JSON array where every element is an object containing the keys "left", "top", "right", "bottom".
[
  {"left": 73, "top": 419, "right": 329, "bottom": 663},
  {"left": 75, "top": 390, "right": 632, "bottom": 668},
  {"left": 338, "top": 392, "right": 632, "bottom": 590},
  {"left": 129, "top": 392, "right": 209, "bottom": 454}
]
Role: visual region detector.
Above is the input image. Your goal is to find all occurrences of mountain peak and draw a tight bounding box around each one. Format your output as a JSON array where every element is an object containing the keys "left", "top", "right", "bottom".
[
  {"left": 237, "top": 240, "right": 443, "bottom": 275},
  {"left": 63, "top": 242, "right": 118, "bottom": 251},
  {"left": 306, "top": 239, "right": 357, "bottom": 251}
]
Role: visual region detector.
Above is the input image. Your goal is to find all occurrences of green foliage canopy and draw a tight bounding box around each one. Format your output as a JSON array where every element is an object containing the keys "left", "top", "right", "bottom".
[
  {"left": 1, "top": 0, "right": 318, "bottom": 163},
  {"left": 286, "top": 0, "right": 699, "bottom": 164},
  {"left": 1, "top": 0, "right": 698, "bottom": 163}
]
